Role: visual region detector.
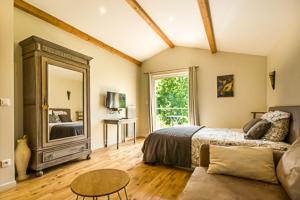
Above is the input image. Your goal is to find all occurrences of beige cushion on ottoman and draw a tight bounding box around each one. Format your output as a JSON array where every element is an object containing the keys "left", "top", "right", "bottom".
[
  {"left": 207, "top": 145, "right": 278, "bottom": 184},
  {"left": 277, "top": 138, "right": 300, "bottom": 200},
  {"left": 180, "top": 167, "right": 289, "bottom": 200}
]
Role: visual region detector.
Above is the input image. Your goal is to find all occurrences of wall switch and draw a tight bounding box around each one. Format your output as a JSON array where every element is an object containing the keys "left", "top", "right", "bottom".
[
  {"left": 0, "top": 98, "right": 11, "bottom": 107},
  {"left": 0, "top": 159, "right": 11, "bottom": 168}
]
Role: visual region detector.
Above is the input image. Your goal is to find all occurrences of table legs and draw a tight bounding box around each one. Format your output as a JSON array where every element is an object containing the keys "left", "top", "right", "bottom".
[
  {"left": 103, "top": 121, "right": 136, "bottom": 150},
  {"left": 104, "top": 123, "right": 108, "bottom": 147},
  {"left": 117, "top": 188, "right": 128, "bottom": 200},
  {"left": 124, "top": 187, "right": 128, "bottom": 200},
  {"left": 123, "top": 124, "right": 126, "bottom": 143},
  {"left": 75, "top": 189, "right": 127, "bottom": 200},
  {"left": 117, "top": 124, "right": 119, "bottom": 149}
]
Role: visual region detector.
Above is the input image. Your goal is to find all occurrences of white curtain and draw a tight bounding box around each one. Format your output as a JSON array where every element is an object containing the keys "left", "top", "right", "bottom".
[
  {"left": 188, "top": 66, "right": 200, "bottom": 125},
  {"left": 147, "top": 73, "right": 154, "bottom": 133}
]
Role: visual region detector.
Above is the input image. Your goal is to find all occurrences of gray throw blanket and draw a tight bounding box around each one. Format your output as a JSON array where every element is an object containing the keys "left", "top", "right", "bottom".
[
  {"left": 50, "top": 123, "right": 83, "bottom": 140},
  {"left": 142, "top": 125, "right": 204, "bottom": 168}
]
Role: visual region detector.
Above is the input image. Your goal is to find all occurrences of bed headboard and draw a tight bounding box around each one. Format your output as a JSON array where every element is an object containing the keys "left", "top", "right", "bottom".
[
  {"left": 269, "top": 106, "right": 300, "bottom": 144},
  {"left": 49, "top": 108, "right": 71, "bottom": 119}
]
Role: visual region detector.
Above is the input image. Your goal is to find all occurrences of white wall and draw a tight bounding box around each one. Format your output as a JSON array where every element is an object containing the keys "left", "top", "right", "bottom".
[
  {"left": 140, "top": 47, "right": 267, "bottom": 135},
  {"left": 0, "top": 0, "right": 16, "bottom": 191},
  {"left": 14, "top": 8, "right": 140, "bottom": 150},
  {"left": 267, "top": 11, "right": 300, "bottom": 106}
]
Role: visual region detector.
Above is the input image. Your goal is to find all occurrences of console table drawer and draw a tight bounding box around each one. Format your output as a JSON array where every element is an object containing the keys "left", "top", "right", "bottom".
[{"left": 43, "top": 145, "right": 86, "bottom": 162}]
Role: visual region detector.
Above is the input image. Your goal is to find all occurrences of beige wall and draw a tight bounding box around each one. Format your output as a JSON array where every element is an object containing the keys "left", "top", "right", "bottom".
[
  {"left": 14, "top": 8, "right": 140, "bottom": 150},
  {"left": 140, "top": 47, "right": 267, "bottom": 135},
  {"left": 0, "top": 0, "right": 16, "bottom": 191},
  {"left": 267, "top": 12, "right": 300, "bottom": 106},
  {"left": 48, "top": 70, "right": 83, "bottom": 121}
]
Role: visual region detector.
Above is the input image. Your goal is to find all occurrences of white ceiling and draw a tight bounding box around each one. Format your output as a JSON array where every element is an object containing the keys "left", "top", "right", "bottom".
[
  {"left": 210, "top": 0, "right": 300, "bottom": 56},
  {"left": 25, "top": 0, "right": 300, "bottom": 62}
]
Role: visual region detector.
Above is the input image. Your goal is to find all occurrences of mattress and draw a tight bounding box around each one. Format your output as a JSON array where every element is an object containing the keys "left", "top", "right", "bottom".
[{"left": 191, "top": 128, "right": 291, "bottom": 166}]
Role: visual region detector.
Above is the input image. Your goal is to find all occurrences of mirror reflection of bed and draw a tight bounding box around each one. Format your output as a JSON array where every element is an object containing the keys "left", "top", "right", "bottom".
[
  {"left": 48, "top": 108, "right": 84, "bottom": 140},
  {"left": 48, "top": 64, "right": 84, "bottom": 141}
]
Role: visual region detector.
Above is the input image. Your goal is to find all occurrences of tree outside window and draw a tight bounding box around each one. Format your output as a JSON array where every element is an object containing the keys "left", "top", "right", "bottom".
[{"left": 155, "top": 76, "right": 189, "bottom": 128}]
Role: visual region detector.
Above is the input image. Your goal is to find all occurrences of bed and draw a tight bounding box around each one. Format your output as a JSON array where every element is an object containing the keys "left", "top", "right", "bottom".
[
  {"left": 49, "top": 108, "right": 84, "bottom": 140},
  {"left": 191, "top": 127, "right": 290, "bottom": 166},
  {"left": 142, "top": 106, "right": 300, "bottom": 168}
]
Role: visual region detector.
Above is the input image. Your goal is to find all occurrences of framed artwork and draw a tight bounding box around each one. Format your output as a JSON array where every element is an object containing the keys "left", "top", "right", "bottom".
[{"left": 217, "top": 74, "right": 234, "bottom": 97}]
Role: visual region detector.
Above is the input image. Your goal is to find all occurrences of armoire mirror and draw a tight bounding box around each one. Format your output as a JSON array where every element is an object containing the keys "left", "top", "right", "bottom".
[
  {"left": 47, "top": 64, "right": 84, "bottom": 141},
  {"left": 41, "top": 56, "right": 88, "bottom": 147}
]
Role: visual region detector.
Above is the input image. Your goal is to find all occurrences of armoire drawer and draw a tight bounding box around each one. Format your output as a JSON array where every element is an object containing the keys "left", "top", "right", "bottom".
[{"left": 43, "top": 145, "right": 86, "bottom": 162}]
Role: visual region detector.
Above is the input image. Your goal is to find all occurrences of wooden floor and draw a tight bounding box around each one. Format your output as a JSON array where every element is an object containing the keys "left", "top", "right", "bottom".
[{"left": 0, "top": 139, "right": 192, "bottom": 200}]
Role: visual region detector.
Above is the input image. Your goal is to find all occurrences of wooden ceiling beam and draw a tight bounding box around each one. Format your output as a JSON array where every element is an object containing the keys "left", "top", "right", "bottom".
[
  {"left": 125, "top": 0, "right": 174, "bottom": 48},
  {"left": 198, "top": 0, "right": 217, "bottom": 54},
  {"left": 14, "top": 0, "right": 142, "bottom": 65}
]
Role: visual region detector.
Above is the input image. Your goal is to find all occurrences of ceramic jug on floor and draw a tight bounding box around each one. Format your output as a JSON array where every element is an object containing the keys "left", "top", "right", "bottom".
[{"left": 15, "top": 135, "right": 31, "bottom": 181}]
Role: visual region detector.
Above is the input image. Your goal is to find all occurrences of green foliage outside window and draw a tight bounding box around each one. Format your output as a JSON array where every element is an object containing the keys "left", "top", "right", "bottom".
[{"left": 155, "top": 76, "right": 189, "bottom": 127}]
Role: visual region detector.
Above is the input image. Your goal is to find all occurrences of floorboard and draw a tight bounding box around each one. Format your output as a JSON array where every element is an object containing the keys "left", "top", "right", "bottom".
[{"left": 0, "top": 139, "right": 192, "bottom": 200}]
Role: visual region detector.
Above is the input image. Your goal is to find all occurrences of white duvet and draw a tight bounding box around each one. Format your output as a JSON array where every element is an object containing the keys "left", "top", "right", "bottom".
[{"left": 191, "top": 127, "right": 291, "bottom": 166}]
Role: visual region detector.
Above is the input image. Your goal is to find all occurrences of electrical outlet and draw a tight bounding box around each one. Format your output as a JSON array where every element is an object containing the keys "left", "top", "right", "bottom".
[
  {"left": 0, "top": 159, "right": 11, "bottom": 168},
  {"left": 0, "top": 98, "right": 11, "bottom": 107}
]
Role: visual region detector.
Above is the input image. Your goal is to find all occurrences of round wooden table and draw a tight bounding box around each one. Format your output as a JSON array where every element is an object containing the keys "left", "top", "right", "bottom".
[{"left": 71, "top": 169, "right": 130, "bottom": 200}]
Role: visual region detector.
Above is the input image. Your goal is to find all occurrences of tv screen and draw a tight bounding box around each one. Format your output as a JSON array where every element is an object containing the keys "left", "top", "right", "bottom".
[{"left": 105, "top": 92, "right": 126, "bottom": 109}]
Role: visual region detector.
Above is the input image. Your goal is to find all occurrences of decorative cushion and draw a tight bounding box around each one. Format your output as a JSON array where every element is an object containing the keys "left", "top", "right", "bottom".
[
  {"left": 261, "top": 111, "right": 291, "bottom": 142},
  {"left": 58, "top": 114, "right": 72, "bottom": 122},
  {"left": 277, "top": 138, "right": 300, "bottom": 200},
  {"left": 243, "top": 118, "right": 262, "bottom": 133},
  {"left": 207, "top": 145, "right": 278, "bottom": 184},
  {"left": 244, "top": 120, "right": 271, "bottom": 140},
  {"left": 49, "top": 114, "right": 59, "bottom": 123}
]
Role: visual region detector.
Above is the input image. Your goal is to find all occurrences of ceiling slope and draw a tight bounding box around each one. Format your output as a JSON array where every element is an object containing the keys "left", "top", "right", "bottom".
[
  {"left": 15, "top": 0, "right": 142, "bottom": 65},
  {"left": 24, "top": 0, "right": 168, "bottom": 61},
  {"left": 22, "top": 0, "right": 300, "bottom": 59},
  {"left": 126, "top": 0, "right": 174, "bottom": 48}
]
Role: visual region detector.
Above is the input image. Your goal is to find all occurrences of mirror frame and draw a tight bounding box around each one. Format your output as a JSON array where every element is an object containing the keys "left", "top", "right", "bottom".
[{"left": 41, "top": 56, "right": 88, "bottom": 147}]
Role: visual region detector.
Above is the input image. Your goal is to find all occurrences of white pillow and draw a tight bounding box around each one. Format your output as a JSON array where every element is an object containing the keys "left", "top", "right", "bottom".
[
  {"left": 261, "top": 110, "right": 290, "bottom": 122},
  {"left": 53, "top": 110, "right": 67, "bottom": 116},
  {"left": 207, "top": 145, "right": 278, "bottom": 184}
]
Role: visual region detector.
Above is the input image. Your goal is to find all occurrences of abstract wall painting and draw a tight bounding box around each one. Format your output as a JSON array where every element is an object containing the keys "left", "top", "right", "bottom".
[{"left": 217, "top": 75, "right": 234, "bottom": 97}]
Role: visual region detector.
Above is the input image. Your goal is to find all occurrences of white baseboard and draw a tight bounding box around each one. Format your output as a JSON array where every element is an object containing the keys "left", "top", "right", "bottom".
[{"left": 0, "top": 180, "right": 16, "bottom": 192}]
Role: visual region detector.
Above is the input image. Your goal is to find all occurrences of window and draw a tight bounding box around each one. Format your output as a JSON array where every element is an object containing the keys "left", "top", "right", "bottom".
[{"left": 152, "top": 71, "right": 189, "bottom": 130}]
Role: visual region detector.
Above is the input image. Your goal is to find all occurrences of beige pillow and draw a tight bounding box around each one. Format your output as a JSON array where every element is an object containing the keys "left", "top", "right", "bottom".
[
  {"left": 277, "top": 138, "right": 300, "bottom": 200},
  {"left": 207, "top": 145, "right": 278, "bottom": 184}
]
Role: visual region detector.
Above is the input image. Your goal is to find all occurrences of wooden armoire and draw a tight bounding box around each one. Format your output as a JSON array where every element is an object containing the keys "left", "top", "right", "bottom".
[{"left": 20, "top": 36, "right": 92, "bottom": 176}]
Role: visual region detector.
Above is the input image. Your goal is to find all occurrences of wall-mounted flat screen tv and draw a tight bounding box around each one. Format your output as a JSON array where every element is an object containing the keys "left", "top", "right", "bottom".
[{"left": 105, "top": 92, "right": 126, "bottom": 109}]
